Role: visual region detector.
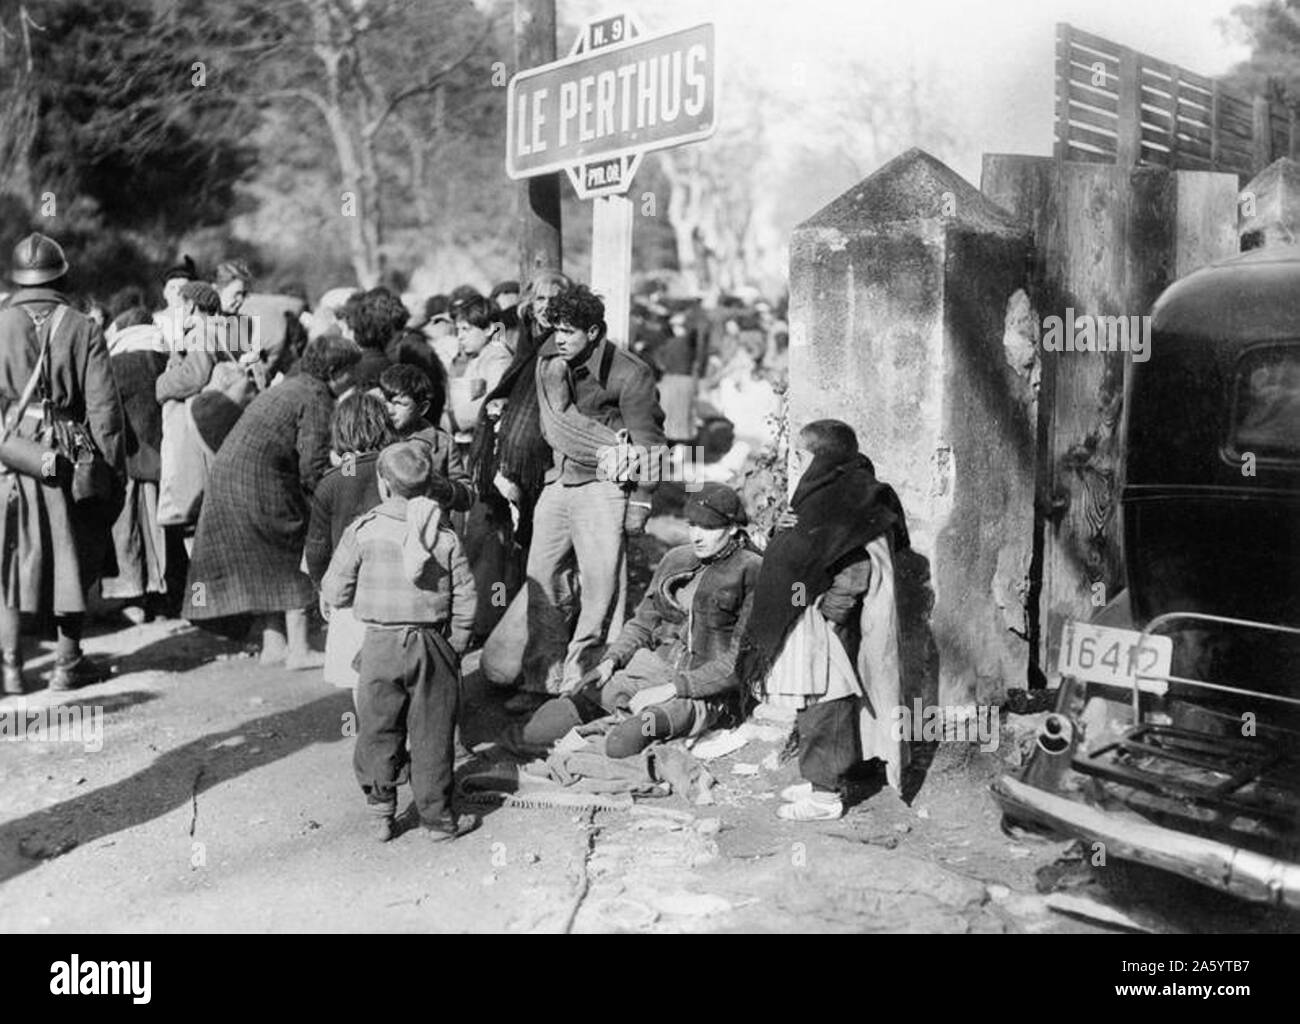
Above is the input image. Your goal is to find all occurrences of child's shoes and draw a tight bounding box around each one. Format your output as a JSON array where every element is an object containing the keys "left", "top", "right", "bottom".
[{"left": 424, "top": 812, "right": 481, "bottom": 842}]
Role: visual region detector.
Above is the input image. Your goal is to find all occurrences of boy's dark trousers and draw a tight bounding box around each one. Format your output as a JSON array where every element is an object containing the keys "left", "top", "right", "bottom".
[{"left": 353, "top": 623, "right": 460, "bottom": 825}]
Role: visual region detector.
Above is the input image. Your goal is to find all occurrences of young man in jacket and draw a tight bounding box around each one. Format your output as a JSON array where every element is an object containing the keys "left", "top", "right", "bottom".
[{"left": 519, "top": 285, "right": 668, "bottom": 705}]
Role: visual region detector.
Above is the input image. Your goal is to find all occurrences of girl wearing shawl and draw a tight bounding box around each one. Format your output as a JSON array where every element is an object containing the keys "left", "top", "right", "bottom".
[{"left": 737, "top": 420, "right": 910, "bottom": 821}]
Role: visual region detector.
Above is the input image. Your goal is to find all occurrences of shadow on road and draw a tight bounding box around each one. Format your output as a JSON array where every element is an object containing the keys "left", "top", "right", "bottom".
[
  {"left": 0, "top": 689, "right": 160, "bottom": 715},
  {"left": 0, "top": 690, "right": 353, "bottom": 884},
  {"left": 110, "top": 631, "right": 249, "bottom": 676},
  {"left": 60, "top": 690, "right": 161, "bottom": 716}
]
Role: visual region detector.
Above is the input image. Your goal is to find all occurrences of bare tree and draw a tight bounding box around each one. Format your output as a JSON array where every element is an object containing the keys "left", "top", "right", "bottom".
[
  {"left": 658, "top": 89, "right": 767, "bottom": 294},
  {"left": 0, "top": 5, "right": 44, "bottom": 204},
  {"left": 204, "top": 0, "right": 497, "bottom": 286}
]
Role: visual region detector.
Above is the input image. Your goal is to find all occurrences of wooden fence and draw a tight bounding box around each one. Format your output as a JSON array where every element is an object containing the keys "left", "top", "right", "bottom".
[{"left": 1055, "top": 23, "right": 1294, "bottom": 178}]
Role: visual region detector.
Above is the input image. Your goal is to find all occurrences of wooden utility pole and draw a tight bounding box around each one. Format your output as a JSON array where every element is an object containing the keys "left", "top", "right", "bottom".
[{"left": 515, "top": 0, "right": 562, "bottom": 282}]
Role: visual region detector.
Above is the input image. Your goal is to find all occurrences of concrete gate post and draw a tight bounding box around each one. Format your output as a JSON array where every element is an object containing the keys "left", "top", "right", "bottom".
[
  {"left": 787, "top": 148, "right": 1037, "bottom": 708},
  {"left": 1240, "top": 157, "right": 1300, "bottom": 249}
]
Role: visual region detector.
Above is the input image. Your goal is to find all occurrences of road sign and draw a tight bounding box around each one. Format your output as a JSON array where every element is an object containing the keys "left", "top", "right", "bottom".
[
  {"left": 506, "top": 12, "right": 717, "bottom": 350},
  {"left": 506, "top": 14, "right": 717, "bottom": 200}
]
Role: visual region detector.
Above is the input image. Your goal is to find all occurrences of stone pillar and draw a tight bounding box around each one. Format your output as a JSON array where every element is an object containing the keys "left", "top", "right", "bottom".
[
  {"left": 788, "top": 148, "right": 1037, "bottom": 708},
  {"left": 1240, "top": 157, "right": 1300, "bottom": 249},
  {"left": 982, "top": 155, "right": 1238, "bottom": 680}
]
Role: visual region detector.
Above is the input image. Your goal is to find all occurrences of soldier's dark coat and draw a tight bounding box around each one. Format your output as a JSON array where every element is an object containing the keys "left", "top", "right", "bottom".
[{"left": 0, "top": 288, "right": 125, "bottom": 613}]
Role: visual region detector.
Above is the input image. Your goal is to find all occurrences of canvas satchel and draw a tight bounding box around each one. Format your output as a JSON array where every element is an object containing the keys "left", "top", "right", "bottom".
[
  {"left": 20, "top": 303, "right": 117, "bottom": 505},
  {"left": 0, "top": 305, "right": 69, "bottom": 483}
]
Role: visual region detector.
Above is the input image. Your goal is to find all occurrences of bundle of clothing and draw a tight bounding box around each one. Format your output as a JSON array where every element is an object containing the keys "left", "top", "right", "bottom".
[
  {"left": 460, "top": 736, "right": 715, "bottom": 809},
  {"left": 466, "top": 316, "right": 553, "bottom": 549}
]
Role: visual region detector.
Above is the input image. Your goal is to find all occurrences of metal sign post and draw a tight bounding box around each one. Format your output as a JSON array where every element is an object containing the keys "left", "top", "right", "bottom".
[
  {"left": 591, "top": 194, "right": 635, "bottom": 346},
  {"left": 506, "top": 12, "right": 717, "bottom": 346}
]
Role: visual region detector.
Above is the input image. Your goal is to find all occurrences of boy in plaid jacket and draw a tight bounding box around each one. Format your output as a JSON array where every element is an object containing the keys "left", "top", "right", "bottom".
[{"left": 321, "top": 441, "right": 479, "bottom": 842}]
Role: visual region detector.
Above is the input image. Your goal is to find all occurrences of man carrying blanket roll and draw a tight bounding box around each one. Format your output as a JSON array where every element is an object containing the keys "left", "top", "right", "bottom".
[{"left": 517, "top": 285, "right": 667, "bottom": 706}]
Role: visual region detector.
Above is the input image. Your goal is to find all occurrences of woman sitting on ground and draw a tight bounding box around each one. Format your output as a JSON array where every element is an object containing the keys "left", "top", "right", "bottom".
[{"left": 521, "top": 483, "right": 762, "bottom": 758}]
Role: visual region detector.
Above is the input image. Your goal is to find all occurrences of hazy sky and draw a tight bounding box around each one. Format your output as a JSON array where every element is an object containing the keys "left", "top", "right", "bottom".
[{"left": 562, "top": 0, "right": 1255, "bottom": 182}]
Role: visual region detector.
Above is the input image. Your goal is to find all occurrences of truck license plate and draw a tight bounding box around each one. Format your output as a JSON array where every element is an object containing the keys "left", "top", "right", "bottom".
[{"left": 1057, "top": 621, "right": 1172, "bottom": 693}]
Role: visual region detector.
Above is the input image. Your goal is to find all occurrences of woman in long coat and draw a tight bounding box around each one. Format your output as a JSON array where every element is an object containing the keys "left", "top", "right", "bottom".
[
  {"left": 0, "top": 234, "right": 126, "bottom": 693},
  {"left": 184, "top": 334, "right": 360, "bottom": 666}
]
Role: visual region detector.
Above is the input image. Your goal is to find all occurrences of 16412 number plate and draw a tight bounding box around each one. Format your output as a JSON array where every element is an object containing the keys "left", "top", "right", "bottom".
[{"left": 1057, "top": 621, "right": 1172, "bottom": 692}]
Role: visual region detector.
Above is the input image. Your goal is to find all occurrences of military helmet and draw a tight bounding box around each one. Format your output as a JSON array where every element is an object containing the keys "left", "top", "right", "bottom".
[{"left": 11, "top": 233, "right": 69, "bottom": 286}]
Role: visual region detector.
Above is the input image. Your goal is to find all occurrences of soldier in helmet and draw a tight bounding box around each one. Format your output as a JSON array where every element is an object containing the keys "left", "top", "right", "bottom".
[{"left": 0, "top": 233, "right": 125, "bottom": 694}]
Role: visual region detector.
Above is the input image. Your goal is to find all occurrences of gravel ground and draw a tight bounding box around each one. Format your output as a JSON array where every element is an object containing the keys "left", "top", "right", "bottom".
[{"left": 1, "top": 565, "right": 1294, "bottom": 934}]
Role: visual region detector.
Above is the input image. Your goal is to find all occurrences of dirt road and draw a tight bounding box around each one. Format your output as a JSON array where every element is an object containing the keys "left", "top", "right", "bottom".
[{"left": 0, "top": 616, "right": 1293, "bottom": 934}]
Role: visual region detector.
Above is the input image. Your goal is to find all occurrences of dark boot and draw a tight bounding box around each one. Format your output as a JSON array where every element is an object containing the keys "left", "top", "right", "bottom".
[{"left": 48, "top": 655, "right": 105, "bottom": 692}]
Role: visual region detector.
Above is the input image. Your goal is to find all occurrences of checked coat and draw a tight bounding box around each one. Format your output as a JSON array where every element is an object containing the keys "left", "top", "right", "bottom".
[{"left": 185, "top": 372, "right": 334, "bottom": 619}]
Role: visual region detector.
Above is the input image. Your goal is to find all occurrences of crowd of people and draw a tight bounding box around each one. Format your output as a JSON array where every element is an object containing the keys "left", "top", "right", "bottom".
[{"left": 0, "top": 231, "right": 909, "bottom": 841}]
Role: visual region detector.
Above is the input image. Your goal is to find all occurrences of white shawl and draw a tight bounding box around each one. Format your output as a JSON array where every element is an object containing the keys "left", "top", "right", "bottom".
[{"left": 761, "top": 534, "right": 908, "bottom": 791}]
